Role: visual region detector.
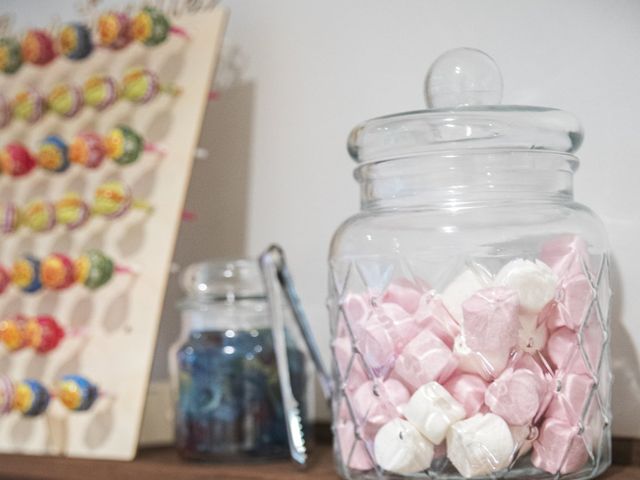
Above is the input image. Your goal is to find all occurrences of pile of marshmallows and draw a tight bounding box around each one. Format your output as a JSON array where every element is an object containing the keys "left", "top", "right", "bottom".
[{"left": 333, "top": 235, "right": 605, "bottom": 478}]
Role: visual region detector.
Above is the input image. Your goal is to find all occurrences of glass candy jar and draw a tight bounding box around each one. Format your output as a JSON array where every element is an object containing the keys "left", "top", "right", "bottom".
[
  {"left": 328, "top": 49, "right": 612, "bottom": 479},
  {"left": 170, "top": 259, "right": 307, "bottom": 461}
]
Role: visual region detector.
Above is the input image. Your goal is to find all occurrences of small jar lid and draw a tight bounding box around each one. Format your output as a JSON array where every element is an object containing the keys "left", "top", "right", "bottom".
[
  {"left": 180, "top": 259, "right": 266, "bottom": 304},
  {"left": 348, "top": 48, "right": 583, "bottom": 163}
]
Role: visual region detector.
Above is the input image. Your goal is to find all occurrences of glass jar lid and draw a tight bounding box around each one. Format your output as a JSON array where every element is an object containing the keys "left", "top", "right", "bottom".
[
  {"left": 180, "top": 259, "right": 266, "bottom": 304},
  {"left": 348, "top": 48, "right": 583, "bottom": 163}
]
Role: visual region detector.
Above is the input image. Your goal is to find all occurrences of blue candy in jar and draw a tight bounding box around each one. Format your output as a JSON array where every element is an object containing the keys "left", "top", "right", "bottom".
[{"left": 172, "top": 260, "right": 307, "bottom": 461}]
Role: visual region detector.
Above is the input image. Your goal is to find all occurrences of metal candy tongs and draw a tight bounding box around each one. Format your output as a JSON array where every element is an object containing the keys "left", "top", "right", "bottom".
[{"left": 259, "top": 245, "right": 332, "bottom": 466}]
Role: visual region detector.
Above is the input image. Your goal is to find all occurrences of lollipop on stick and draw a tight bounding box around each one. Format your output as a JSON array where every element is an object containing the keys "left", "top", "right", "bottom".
[
  {"left": 0, "top": 315, "right": 30, "bottom": 351},
  {"left": 37, "top": 135, "right": 70, "bottom": 173},
  {"left": 55, "top": 193, "right": 91, "bottom": 231},
  {"left": 104, "top": 124, "right": 164, "bottom": 165},
  {"left": 13, "top": 379, "right": 50, "bottom": 417},
  {"left": 21, "top": 199, "right": 57, "bottom": 233},
  {"left": 0, "top": 37, "right": 22, "bottom": 74},
  {"left": 97, "top": 12, "right": 131, "bottom": 50},
  {"left": 0, "top": 265, "right": 10, "bottom": 294},
  {"left": 11, "top": 255, "right": 42, "bottom": 293},
  {"left": 1, "top": 202, "right": 20, "bottom": 234},
  {"left": 57, "top": 23, "right": 93, "bottom": 61},
  {"left": 75, "top": 249, "right": 134, "bottom": 290},
  {"left": 11, "top": 88, "right": 46, "bottom": 123},
  {"left": 21, "top": 29, "right": 56, "bottom": 66},
  {"left": 131, "top": 6, "right": 189, "bottom": 46},
  {"left": 24, "top": 315, "right": 67, "bottom": 354},
  {"left": 83, "top": 74, "right": 119, "bottom": 111},
  {"left": 47, "top": 84, "right": 84, "bottom": 118},
  {"left": 0, "top": 142, "right": 37, "bottom": 177},
  {"left": 0, "top": 94, "right": 11, "bottom": 128},
  {"left": 121, "top": 67, "right": 181, "bottom": 104},
  {"left": 0, "top": 375, "right": 14, "bottom": 416},
  {"left": 92, "top": 180, "right": 152, "bottom": 219},
  {"left": 69, "top": 132, "right": 106, "bottom": 169},
  {"left": 40, "top": 253, "right": 75, "bottom": 290},
  {"left": 56, "top": 375, "right": 100, "bottom": 412}
]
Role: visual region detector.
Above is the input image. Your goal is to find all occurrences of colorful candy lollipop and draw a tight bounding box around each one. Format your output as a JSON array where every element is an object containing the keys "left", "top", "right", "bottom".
[
  {"left": 0, "top": 315, "right": 29, "bottom": 351},
  {"left": 1, "top": 202, "right": 20, "bottom": 234},
  {"left": 93, "top": 180, "right": 152, "bottom": 219},
  {"left": 57, "top": 375, "right": 99, "bottom": 412},
  {"left": 37, "top": 135, "right": 70, "bottom": 173},
  {"left": 11, "top": 255, "right": 42, "bottom": 293},
  {"left": 131, "top": 6, "right": 189, "bottom": 46},
  {"left": 55, "top": 193, "right": 90, "bottom": 231},
  {"left": 0, "top": 37, "right": 22, "bottom": 74},
  {"left": 14, "top": 379, "right": 50, "bottom": 417},
  {"left": 12, "top": 88, "right": 46, "bottom": 123},
  {"left": 47, "top": 84, "right": 84, "bottom": 118},
  {"left": 97, "top": 11, "right": 131, "bottom": 50},
  {"left": 0, "top": 94, "right": 11, "bottom": 128},
  {"left": 74, "top": 249, "right": 115, "bottom": 290},
  {"left": 40, "top": 253, "right": 75, "bottom": 290},
  {"left": 83, "top": 74, "right": 119, "bottom": 110},
  {"left": 104, "top": 124, "right": 162, "bottom": 165},
  {"left": 0, "top": 142, "right": 37, "bottom": 176},
  {"left": 22, "top": 199, "right": 57, "bottom": 232},
  {"left": 121, "top": 67, "right": 181, "bottom": 104},
  {"left": 69, "top": 132, "right": 105, "bottom": 168},
  {"left": 0, "top": 265, "right": 10, "bottom": 294},
  {"left": 25, "top": 315, "right": 66, "bottom": 354},
  {"left": 0, "top": 375, "right": 14, "bottom": 415},
  {"left": 21, "top": 29, "right": 56, "bottom": 66},
  {"left": 57, "top": 23, "right": 93, "bottom": 60}
]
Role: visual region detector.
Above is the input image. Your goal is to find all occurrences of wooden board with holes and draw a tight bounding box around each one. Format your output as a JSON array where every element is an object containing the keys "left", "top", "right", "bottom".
[{"left": 0, "top": 5, "right": 228, "bottom": 460}]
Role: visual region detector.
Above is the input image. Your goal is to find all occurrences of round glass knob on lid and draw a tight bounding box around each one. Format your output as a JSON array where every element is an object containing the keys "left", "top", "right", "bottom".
[
  {"left": 425, "top": 47, "right": 503, "bottom": 108},
  {"left": 348, "top": 47, "right": 583, "bottom": 163}
]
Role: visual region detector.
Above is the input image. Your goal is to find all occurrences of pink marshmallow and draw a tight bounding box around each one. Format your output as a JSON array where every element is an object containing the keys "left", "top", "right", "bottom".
[
  {"left": 518, "top": 313, "right": 549, "bottom": 354},
  {"left": 485, "top": 367, "right": 548, "bottom": 426},
  {"left": 351, "top": 379, "right": 410, "bottom": 438},
  {"left": 339, "top": 293, "right": 371, "bottom": 337},
  {"left": 393, "top": 329, "right": 457, "bottom": 392},
  {"left": 462, "top": 286, "right": 520, "bottom": 354},
  {"left": 544, "top": 274, "right": 595, "bottom": 331},
  {"left": 531, "top": 417, "right": 590, "bottom": 474},
  {"left": 546, "top": 372, "right": 594, "bottom": 425},
  {"left": 545, "top": 327, "right": 602, "bottom": 376},
  {"left": 382, "top": 279, "right": 423, "bottom": 314},
  {"left": 443, "top": 373, "right": 488, "bottom": 417},
  {"left": 414, "top": 294, "right": 461, "bottom": 348},
  {"left": 540, "top": 235, "right": 591, "bottom": 278},
  {"left": 332, "top": 336, "right": 368, "bottom": 391},
  {"left": 335, "top": 420, "right": 375, "bottom": 471},
  {"left": 352, "top": 303, "right": 420, "bottom": 376}
]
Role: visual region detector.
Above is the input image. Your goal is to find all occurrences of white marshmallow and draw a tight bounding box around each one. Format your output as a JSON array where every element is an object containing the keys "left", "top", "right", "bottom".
[
  {"left": 441, "top": 268, "right": 488, "bottom": 322},
  {"left": 374, "top": 418, "right": 434, "bottom": 474},
  {"left": 454, "top": 334, "right": 510, "bottom": 381},
  {"left": 446, "top": 413, "right": 515, "bottom": 478},
  {"left": 495, "top": 259, "right": 557, "bottom": 314},
  {"left": 402, "top": 382, "right": 465, "bottom": 445}
]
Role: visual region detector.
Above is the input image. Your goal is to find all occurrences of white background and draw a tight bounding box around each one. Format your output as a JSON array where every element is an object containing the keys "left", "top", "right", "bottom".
[{"left": 4, "top": 0, "right": 640, "bottom": 438}]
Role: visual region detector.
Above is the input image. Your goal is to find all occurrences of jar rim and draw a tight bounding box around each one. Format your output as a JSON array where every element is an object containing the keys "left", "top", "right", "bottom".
[{"left": 347, "top": 105, "right": 583, "bottom": 164}]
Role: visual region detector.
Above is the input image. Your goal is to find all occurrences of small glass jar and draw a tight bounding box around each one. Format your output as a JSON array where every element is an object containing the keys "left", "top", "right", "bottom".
[
  {"left": 170, "top": 259, "right": 307, "bottom": 461},
  {"left": 328, "top": 49, "right": 612, "bottom": 479}
]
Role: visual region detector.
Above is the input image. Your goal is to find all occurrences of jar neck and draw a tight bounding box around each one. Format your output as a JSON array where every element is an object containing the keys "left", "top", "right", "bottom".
[{"left": 355, "top": 150, "right": 578, "bottom": 210}]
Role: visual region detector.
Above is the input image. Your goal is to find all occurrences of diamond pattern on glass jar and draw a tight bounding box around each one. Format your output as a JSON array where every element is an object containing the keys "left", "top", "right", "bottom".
[
  {"left": 593, "top": 254, "right": 612, "bottom": 332},
  {"left": 330, "top": 259, "right": 354, "bottom": 300},
  {"left": 576, "top": 299, "right": 604, "bottom": 379},
  {"left": 354, "top": 257, "right": 395, "bottom": 298},
  {"left": 580, "top": 389, "right": 603, "bottom": 465}
]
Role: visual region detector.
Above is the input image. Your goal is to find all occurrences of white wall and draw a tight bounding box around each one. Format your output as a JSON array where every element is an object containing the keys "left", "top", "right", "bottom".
[{"left": 3, "top": 0, "right": 640, "bottom": 438}]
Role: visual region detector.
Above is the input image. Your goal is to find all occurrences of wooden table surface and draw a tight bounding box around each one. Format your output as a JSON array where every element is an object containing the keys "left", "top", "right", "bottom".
[{"left": 0, "top": 445, "right": 639, "bottom": 480}]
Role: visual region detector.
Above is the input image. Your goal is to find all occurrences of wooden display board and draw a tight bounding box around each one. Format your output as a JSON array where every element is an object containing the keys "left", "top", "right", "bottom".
[{"left": 0, "top": 5, "right": 228, "bottom": 460}]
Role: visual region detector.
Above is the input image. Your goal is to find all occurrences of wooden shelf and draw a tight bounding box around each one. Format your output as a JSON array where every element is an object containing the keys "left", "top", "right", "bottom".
[{"left": 0, "top": 445, "right": 638, "bottom": 480}]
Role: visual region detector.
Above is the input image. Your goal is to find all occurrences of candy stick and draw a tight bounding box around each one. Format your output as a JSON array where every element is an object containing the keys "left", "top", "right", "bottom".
[
  {"left": 121, "top": 67, "right": 181, "bottom": 104},
  {"left": 131, "top": 7, "right": 190, "bottom": 46},
  {"left": 11, "top": 88, "right": 46, "bottom": 123},
  {"left": 57, "top": 23, "right": 93, "bottom": 61},
  {"left": 75, "top": 249, "right": 134, "bottom": 290},
  {"left": 13, "top": 379, "right": 50, "bottom": 417},
  {"left": 21, "top": 199, "right": 57, "bottom": 233},
  {"left": 11, "top": 255, "right": 42, "bottom": 293},
  {"left": 0, "top": 142, "right": 37, "bottom": 176},
  {"left": 0, "top": 375, "right": 14, "bottom": 415},
  {"left": 21, "top": 29, "right": 57, "bottom": 66},
  {"left": 0, "top": 37, "right": 23, "bottom": 74},
  {"left": 97, "top": 12, "right": 131, "bottom": 50},
  {"left": 0, "top": 315, "right": 30, "bottom": 351},
  {"left": 0, "top": 202, "right": 20, "bottom": 234}
]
